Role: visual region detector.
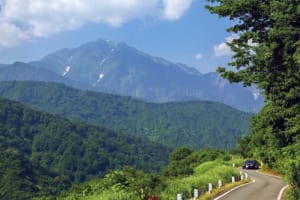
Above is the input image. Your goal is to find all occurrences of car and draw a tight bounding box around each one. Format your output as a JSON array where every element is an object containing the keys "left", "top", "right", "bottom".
[{"left": 242, "top": 160, "right": 260, "bottom": 169}]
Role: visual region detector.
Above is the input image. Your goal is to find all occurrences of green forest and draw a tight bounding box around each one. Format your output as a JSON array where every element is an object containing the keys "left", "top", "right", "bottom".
[
  {"left": 0, "top": 98, "right": 171, "bottom": 199},
  {"left": 0, "top": 80, "right": 251, "bottom": 150}
]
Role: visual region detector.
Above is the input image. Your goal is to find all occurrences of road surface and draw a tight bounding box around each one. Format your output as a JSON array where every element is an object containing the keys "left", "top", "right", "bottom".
[{"left": 215, "top": 170, "right": 288, "bottom": 200}]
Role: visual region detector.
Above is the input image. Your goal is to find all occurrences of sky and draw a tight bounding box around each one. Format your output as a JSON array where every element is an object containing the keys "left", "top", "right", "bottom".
[{"left": 0, "top": 0, "right": 235, "bottom": 73}]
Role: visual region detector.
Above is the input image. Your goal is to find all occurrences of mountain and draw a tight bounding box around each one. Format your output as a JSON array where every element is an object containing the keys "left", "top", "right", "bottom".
[
  {"left": 0, "top": 64, "right": 6, "bottom": 68},
  {"left": 27, "top": 39, "right": 264, "bottom": 112},
  {"left": 0, "top": 62, "right": 91, "bottom": 90},
  {"left": 0, "top": 98, "right": 170, "bottom": 184},
  {"left": 0, "top": 81, "right": 252, "bottom": 150}
]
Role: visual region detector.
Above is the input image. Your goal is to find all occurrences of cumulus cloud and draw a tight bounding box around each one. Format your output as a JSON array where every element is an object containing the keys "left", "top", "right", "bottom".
[
  {"left": 162, "top": 0, "right": 194, "bottom": 20},
  {"left": 213, "top": 35, "right": 237, "bottom": 57},
  {"left": 213, "top": 34, "right": 258, "bottom": 57},
  {"left": 0, "top": 0, "right": 194, "bottom": 47},
  {"left": 0, "top": 21, "right": 28, "bottom": 47},
  {"left": 194, "top": 53, "right": 203, "bottom": 60}
]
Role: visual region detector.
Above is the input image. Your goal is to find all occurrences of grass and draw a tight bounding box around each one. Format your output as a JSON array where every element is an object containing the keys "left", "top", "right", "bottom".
[
  {"left": 41, "top": 156, "right": 249, "bottom": 200},
  {"left": 160, "top": 159, "right": 242, "bottom": 199},
  {"left": 259, "top": 165, "right": 282, "bottom": 176},
  {"left": 196, "top": 180, "right": 251, "bottom": 200}
]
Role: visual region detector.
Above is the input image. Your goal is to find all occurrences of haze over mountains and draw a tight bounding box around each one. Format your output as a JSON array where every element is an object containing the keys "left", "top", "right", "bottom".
[{"left": 0, "top": 39, "right": 263, "bottom": 112}]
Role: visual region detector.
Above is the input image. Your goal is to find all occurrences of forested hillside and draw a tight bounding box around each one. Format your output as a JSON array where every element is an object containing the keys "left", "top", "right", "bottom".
[
  {"left": 0, "top": 144, "right": 69, "bottom": 199},
  {"left": 0, "top": 98, "right": 170, "bottom": 185},
  {"left": 0, "top": 81, "right": 252, "bottom": 150}
]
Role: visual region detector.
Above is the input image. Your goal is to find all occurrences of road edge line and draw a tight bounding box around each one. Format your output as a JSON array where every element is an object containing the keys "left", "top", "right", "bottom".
[
  {"left": 213, "top": 179, "right": 256, "bottom": 200},
  {"left": 277, "top": 185, "right": 289, "bottom": 200}
]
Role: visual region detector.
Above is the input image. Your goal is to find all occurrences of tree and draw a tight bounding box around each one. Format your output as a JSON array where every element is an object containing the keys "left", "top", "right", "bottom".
[
  {"left": 206, "top": 0, "right": 300, "bottom": 101},
  {"left": 104, "top": 167, "right": 162, "bottom": 200},
  {"left": 163, "top": 147, "right": 194, "bottom": 177},
  {"left": 206, "top": 0, "right": 300, "bottom": 198}
]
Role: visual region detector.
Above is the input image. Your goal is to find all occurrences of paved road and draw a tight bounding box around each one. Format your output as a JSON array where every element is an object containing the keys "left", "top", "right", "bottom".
[{"left": 215, "top": 170, "right": 288, "bottom": 200}]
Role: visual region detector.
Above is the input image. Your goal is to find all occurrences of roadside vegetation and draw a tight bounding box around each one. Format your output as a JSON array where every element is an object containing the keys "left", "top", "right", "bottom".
[{"left": 38, "top": 148, "right": 245, "bottom": 200}]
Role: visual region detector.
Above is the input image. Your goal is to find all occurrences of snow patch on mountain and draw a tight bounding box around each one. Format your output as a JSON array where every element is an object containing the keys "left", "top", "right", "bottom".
[
  {"left": 68, "top": 56, "right": 73, "bottom": 62},
  {"left": 62, "top": 66, "right": 71, "bottom": 76},
  {"left": 100, "top": 58, "right": 106, "bottom": 66},
  {"left": 97, "top": 73, "right": 104, "bottom": 82}
]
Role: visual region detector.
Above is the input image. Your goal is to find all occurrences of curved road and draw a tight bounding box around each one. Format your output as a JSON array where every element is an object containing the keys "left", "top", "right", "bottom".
[{"left": 215, "top": 170, "right": 288, "bottom": 200}]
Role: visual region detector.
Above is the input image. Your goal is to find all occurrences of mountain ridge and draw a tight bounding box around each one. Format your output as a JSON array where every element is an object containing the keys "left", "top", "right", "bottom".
[
  {"left": 0, "top": 81, "right": 252, "bottom": 150},
  {"left": 0, "top": 38, "right": 264, "bottom": 112}
]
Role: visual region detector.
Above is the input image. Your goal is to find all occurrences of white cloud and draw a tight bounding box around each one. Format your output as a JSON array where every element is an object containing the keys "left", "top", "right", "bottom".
[
  {"left": 0, "top": 0, "right": 194, "bottom": 47},
  {"left": 194, "top": 53, "right": 203, "bottom": 60},
  {"left": 213, "top": 35, "right": 237, "bottom": 57},
  {"left": 162, "top": 0, "right": 194, "bottom": 20},
  {"left": 247, "top": 39, "right": 258, "bottom": 47},
  {"left": 0, "top": 21, "right": 28, "bottom": 47},
  {"left": 213, "top": 34, "right": 258, "bottom": 57},
  {"left": 214, "top": 42, "right": 231, "bottom": 57}
]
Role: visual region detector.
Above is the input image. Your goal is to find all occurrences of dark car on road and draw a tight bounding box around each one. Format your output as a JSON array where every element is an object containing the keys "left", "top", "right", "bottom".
[{"left": 242, "top": 160, "right": 260, "bottom": 169}]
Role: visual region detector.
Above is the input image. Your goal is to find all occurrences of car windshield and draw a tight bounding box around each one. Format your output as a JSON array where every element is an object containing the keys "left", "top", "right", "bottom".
[{"left": 246, "top": 160, "right": 255, "bottom": 164}]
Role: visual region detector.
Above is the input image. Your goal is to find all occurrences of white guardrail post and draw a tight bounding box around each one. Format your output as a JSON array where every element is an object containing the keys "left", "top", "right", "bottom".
[
  {"left": 193, "top": 189, "right": 199, "bottom": 200},
  {"left": 218, "top": 180, "right": 222, "bottom": 188},
  {"left": 178, "top": 173, "right": 246, "bottom": 199},
  {"left": 176, "top": 193, "right": 182, "bottom": 200},
  {"left": 208, "top": 183, "right": 213, "bottom": 193}
]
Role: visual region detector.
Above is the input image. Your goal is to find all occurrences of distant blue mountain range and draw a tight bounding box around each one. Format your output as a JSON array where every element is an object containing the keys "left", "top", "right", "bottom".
[{"left": 0, "top": 39, "right": 263, "bottom": 112}]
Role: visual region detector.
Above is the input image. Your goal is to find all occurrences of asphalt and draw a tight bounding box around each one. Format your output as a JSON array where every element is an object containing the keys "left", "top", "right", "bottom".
[{"left": 214, "top": 169, "right": 288, "bottom": 200}]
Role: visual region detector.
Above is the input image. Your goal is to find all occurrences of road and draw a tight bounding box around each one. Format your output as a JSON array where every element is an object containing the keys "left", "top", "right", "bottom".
[{"left": 214, "top": 170, "right": 288, "bottom": 200}]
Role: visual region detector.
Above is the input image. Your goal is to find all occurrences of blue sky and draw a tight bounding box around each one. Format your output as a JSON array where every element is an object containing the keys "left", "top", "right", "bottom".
[{"left": 0, "top": 0, "right": 234, "bottom": 73}]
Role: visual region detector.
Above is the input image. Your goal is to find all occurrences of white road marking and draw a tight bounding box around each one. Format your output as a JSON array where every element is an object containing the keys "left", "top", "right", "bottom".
[
  {"left": 255, "top": 170, "right": 289, "bottom": 200},
  {"left": 213, "top": 179, "right": 256, "bottom": 200},
  {"left": 277, "top": 185, "right": 289, "bottom": 200}
]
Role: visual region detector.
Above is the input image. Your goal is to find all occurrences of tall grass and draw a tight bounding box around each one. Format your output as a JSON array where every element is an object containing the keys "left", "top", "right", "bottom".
[
  {"left": 160, "top": 160, "right": 240, "bottom": 199},
  {"left": 56, "top": 189, "right": 139, "bottom": 200}
]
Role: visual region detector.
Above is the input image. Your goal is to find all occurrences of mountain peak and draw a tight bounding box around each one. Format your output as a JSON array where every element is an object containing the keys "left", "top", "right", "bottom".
[{"left": 25, "top": 38, "right": 264, "bottom": 112}]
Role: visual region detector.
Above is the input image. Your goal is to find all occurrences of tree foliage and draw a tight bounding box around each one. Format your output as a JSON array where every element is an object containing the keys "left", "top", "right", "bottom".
[
  {"left": 206, "top": 0, "right": 300, "bottom": 198},
  {"left": 50, "top": 149, "right": 233, "bottom": 200},
  {"left": 163, "top": 148, "right": 230, "bottom": 177},
  {"left": 0, "top": 98, "right": 170, "bottom": 197},
  {"left": 0, "top": 144, "right": 69, "bottom": 200}
]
